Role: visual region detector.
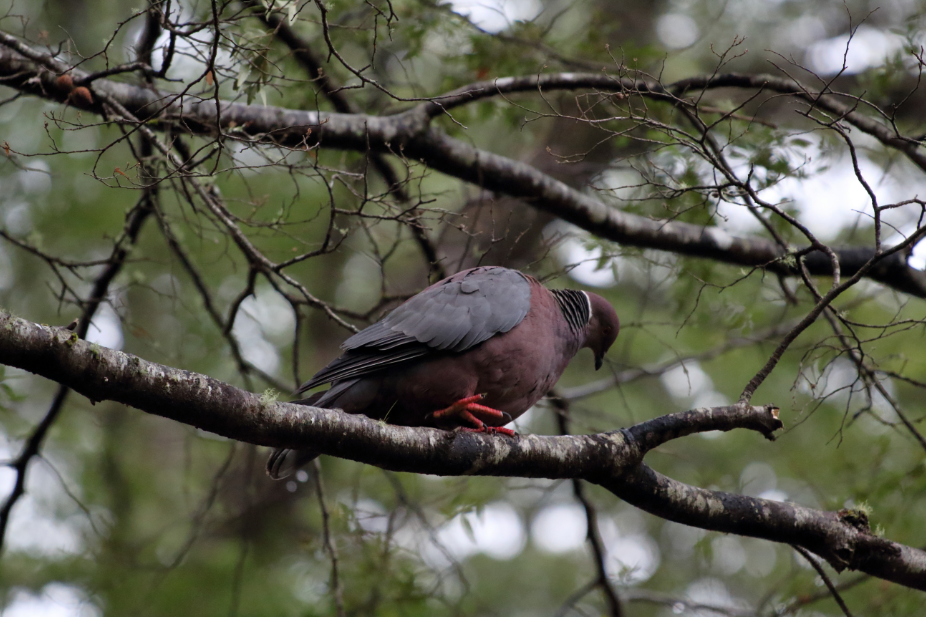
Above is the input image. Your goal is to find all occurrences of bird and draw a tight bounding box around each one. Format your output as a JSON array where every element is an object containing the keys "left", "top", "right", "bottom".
[{"left": 267, "top": 266, "right": 619, "bottom": 479}]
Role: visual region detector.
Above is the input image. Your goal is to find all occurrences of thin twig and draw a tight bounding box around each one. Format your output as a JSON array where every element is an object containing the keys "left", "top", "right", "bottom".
[
  {"left": 311, "top": 459, "right": 347, "bottom": 617},
  {"left": 554, "top": 397, "right": 623, "bottom": 617},
  {"left": 792, "top": 545, "right": 856, "bottom": 617}
]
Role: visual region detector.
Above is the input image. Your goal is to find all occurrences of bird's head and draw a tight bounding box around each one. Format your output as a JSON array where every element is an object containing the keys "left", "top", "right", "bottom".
[{"left": 584, "top": 292, "right": 619, "bottom": 370}]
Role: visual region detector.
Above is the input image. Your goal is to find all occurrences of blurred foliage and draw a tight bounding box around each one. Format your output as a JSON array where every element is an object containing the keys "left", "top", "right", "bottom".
[{"left": 0, "top": 0, "right": 925, "bottom": 616}]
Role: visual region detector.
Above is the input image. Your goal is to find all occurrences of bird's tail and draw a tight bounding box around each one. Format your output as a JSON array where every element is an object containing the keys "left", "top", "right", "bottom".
[
  {"left": 266, "top": 446, "right": 321, "bottom": 480},
  {"left": 265, "top": 391, "right": 326, "bottom": 480}
]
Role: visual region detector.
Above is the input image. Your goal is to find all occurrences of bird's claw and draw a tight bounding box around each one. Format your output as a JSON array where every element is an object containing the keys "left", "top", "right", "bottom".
[{"left": 432, "top": 394, "right": 515, "bottom": 435}]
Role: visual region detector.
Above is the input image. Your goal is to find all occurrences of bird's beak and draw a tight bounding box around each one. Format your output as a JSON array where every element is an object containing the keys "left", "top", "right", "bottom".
[{"left": 595, "top": 355, "right": 603, "bottom": 370}]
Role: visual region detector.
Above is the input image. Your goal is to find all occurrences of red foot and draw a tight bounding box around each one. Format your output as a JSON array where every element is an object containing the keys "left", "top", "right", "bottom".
[{"left": 431, "top": 394, "right": 517, "bottom": 436}]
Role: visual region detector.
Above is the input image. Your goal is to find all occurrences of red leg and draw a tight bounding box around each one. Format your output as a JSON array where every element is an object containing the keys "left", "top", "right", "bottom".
[{"left": 431, "top": 394, "right": 517, "bottom": 436}]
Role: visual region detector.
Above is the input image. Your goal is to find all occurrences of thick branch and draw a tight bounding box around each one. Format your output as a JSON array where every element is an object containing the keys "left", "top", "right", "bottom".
[
  {"left": 604, "top": 465, "right": 926, "bottom": 591},
  {"left": 0, "top": 309, "right": 924, "bottom": 590},
  {"left": 0, "top": 41, "right": 923, "bottom": 297}
]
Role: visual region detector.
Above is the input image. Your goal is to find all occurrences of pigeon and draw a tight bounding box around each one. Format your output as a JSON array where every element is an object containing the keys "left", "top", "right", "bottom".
[{"left": 267, "top": 266, "right": 619, "bottom": 479}]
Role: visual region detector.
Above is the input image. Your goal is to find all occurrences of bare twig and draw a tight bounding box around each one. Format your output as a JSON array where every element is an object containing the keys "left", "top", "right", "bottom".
[{"left": 792, "top": 545, "right": 856, "bottom": 617}]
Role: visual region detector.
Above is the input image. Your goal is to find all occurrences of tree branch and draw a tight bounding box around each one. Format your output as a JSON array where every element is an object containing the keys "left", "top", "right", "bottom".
[
  {"left": 604, "top": 465, "right": 926, "bottom": 591},
  {"left": 414, "top": 71, "right": 926, "bottom": 176},
  {"left": 1, "top": 309, "right": 924, "bottom": 591},
  {"left": 0, "top": 175, "right": 155, "bottom": 555},
  {"left": 0, "top": 38, "right": 923, "bottom": 297}
]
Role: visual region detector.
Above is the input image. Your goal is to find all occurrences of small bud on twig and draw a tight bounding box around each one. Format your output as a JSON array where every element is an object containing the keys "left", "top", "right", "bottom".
[
  {"left": 55, "top": 74, "right": 74, "bottom": 92},
  {"left": 69, "top": 86, "right": 93, "bottom": 106}
]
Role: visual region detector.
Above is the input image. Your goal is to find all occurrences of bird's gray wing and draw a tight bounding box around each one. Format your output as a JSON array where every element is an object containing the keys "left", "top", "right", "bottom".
[{"left": 297, "top": 267, "right": 532, "bottom": 392}]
